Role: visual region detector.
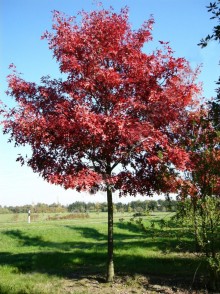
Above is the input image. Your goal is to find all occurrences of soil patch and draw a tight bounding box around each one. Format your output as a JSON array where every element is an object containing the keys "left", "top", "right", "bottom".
[{"left": 62, "top": 274, "right": 211, "bottom": 294}]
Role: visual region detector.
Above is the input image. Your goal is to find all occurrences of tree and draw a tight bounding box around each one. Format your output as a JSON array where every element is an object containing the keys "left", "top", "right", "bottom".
[
  {"left": 1, "top": 6, "right": 201, "bottom": 281},
  {"left": 199, "top": 1, "right": 220, "bottom": 47},
  {"left": 148, "top": 200, "right": 157, "bottom": 211},
  {"left": 199, "top": 1, "right": 220, "bottom": 130},
  {"left": 197, "top": 6, "right": 220, "bottom": 286},
  {"left": 178, "top": 107, "right": 220, "bottom": 290}
]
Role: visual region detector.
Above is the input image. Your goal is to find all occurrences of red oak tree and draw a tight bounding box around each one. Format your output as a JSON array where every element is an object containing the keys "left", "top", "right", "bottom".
[{"left": 2, "top": 7, "right": 201, "bottom": 281}]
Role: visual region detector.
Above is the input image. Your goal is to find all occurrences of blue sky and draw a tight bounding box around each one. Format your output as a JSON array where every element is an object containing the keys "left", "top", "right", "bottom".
[{"left": 0, "top": 0, "right": 219, "bottom": 206}]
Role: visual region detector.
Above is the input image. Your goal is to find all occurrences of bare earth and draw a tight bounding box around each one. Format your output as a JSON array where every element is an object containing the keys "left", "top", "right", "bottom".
[{"left": 62, "top": 274, "right": 212, "bottom": 294}]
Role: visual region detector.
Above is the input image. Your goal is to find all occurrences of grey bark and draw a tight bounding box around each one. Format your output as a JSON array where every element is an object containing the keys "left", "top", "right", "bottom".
[{"left": 106, "top": 185, "right": 114, "bottom": 282}]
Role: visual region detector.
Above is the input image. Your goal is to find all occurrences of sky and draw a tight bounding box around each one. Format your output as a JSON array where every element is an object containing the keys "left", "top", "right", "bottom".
[{"left": 0, "top": 0, "right": 219, "bottom": 207}]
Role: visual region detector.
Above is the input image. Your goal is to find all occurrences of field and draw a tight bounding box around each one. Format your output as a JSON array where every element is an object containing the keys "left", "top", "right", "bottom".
[{"left": 0, "top": 212, "right": 211, "bottom": 294}]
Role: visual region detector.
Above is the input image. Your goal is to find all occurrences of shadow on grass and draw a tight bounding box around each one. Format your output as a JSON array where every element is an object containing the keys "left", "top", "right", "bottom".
[
  {"left": 0, "top": 250, "right": 206, "bottom": 290},
  {"left": 65, "top": 225, "right": 106, "bottom": 240},
  {"left": 3, "top": 228, "right": 107, "bottom": 251},
  {"left": 3, "top": 226, "right": 144, "bottom": 252},
  {"left": 65, "top": 224, "right": 145, "bottom": 240},
  {"left": 1, "top": 225, "right": 208, "bottom": 290},
  {"left": 115, "top": 221, "right": 146, "bottom": 235},
  {"left": 114, "top": 221, "right": 198, "bottom": 253}
]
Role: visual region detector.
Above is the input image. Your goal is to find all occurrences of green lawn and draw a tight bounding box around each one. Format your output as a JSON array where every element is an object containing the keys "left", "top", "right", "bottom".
[{"left": 0, "top": 212, "right": 210, "bottom": 293}]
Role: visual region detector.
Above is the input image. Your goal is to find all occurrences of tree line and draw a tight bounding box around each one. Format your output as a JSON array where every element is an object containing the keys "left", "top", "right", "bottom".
[{"left": 0, "top": 199, "right": 177, "bottom": 214}]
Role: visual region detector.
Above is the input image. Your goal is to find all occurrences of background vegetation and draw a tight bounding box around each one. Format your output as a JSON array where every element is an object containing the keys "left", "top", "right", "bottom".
[{"left": 0, "top": 199, "right": 177, "bottom": 215}]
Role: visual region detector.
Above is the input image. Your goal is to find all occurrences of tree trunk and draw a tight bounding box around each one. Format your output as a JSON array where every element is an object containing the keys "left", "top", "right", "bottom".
[{"left": 106, "top": 185, "right": 114, "bottom": 282}]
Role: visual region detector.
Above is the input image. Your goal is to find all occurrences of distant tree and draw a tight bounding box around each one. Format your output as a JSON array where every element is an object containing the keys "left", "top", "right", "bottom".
[
  {"left": 127, "top": 204, "right": 133, "bottom": 213},
  {"left": 49, "top": 203, "right": 66, "bottom": 213},
  {"left": 101, "top": 203, "right": 108, "bottom": 212},
  {"left": 86, "top": 202, "right": 95, "bottom": 212},
  {"left": 116, "top": 202, "right": 124, "bottom": 213},
  {"left": 1, "top": 6, "right": 201, "bottom": 281},
  {"left": 95, "top": 202, "right": 101, "bottom": 213},
  {"left": 148, "top": 200, "right": 157, "bottom": 211},
  {"left": 0, "top": 206, "right": 10, "bottom": 214},
  {"left": 68, "top": 201, "right": 86, "bottom": 212},
  {"left": 35, "top": 203, "right": 51, "bottom": 213}
]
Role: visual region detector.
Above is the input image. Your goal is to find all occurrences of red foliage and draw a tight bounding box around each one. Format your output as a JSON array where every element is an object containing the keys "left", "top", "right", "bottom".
[
  {"left": 2, "top": 7, "right": 201, "bottom": 196},
  {"left": 178, "top": 107, "right": 220, "bottom": 199}
]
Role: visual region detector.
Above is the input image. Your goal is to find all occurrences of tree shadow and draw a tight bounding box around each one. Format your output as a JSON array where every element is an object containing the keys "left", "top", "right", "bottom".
[
  {"left": 0, "top": 250, "right": 106, "bottom": 277},
  {"left": 3, "top": 228, "right": 106, "bottom": 252},
  {"left": 114, "top": 221, "right": 199, "bottom": 253},
  {"left": 3, "top": 226, "right": 146, "bottom": 254},
  {"left": 0, "top": 249, "right": 206, "bottom": 291},
  {"left": 65, "top": 225, "right": 106, "bottom": 241},
  {"left": 115, "top": 221, "right": 146, "bottom": 235},
  {"left": 65, "top": 224, "right": 145, "bottom": 241}
]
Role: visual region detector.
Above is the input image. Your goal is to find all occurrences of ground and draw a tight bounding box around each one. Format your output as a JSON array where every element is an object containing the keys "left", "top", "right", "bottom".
[{"left": 62, "top": 274, "right": 211, "bottom": 294}]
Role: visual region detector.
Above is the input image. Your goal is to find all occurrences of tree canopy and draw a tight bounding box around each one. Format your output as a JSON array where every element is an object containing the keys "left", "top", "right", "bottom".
[{"left": 3, "top": 7, "right": 200, "bottom": 197}]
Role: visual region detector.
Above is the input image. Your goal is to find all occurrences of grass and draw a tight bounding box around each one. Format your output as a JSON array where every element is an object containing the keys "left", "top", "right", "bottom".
[{"left": 0, "top": 211, "right": 215, "bottom": 293}]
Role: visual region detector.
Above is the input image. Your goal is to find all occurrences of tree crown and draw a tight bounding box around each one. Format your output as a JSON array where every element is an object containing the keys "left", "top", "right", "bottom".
[{"left": 2, "top": 6, "right": 201, "bottom": 196}]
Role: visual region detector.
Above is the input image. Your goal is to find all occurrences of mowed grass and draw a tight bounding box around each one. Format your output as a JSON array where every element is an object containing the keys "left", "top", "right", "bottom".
[{"left": 0, "top": 212, "right": 209, "bottom": 293}]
